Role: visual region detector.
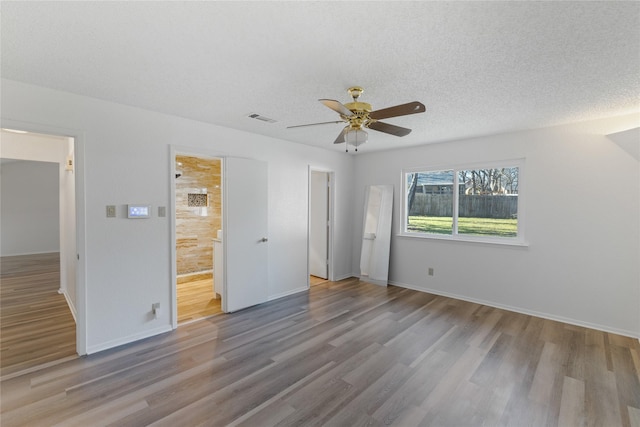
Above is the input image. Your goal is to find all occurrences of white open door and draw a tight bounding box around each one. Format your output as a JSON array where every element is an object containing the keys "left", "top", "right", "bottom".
[
  {"left": 223, "top": 157, "right": 268, "bottom": 313},
  {"left": 309, "top": 171, "right": 328, "bottom": 279}
]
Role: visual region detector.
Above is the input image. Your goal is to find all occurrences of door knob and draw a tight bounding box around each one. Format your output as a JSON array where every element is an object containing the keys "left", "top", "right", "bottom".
[{"left": 260, "top": 237, "right": 268, "bottom": 243}]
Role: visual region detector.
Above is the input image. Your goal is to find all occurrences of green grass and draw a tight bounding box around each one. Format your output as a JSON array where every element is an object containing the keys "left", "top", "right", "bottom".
[{"left": 407, "top": 216, "right": 517, "bottom": 237}]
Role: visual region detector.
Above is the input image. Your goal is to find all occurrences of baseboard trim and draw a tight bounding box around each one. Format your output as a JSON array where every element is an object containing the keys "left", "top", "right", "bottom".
[
  {"left": 388, "top": 280, "right": 640, "bottom": 340},
  {"left": 86, "top": 325, "right": 172, "bottom": 355},
  {"left": 334, "top": 273, "right": 356, "bottom": 282},
  {"left": 58, "top": 288, "right": 77, "bottom": 323},
  {"left": 0, "top": 251, "right": 60, "bottom": 258},
  {"left": 268, "top": 286, "right": 308, "bottom": 301},
  {"left": 360, "top": 276, "right": 388, "bottom": 287}
]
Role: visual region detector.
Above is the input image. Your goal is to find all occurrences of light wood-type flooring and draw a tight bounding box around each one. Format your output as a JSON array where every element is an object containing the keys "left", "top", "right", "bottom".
[
  {"left": 310, "top": 275, "right": 329, "bottom": 287},
  {"left": 177, "top": 273, "right": 222, "bottom": 324},
  {"left": 2, "top": 277, "right": 639, "bottom": 426},
  {"left": 0, "top": 253, "right": 76, "bottom": 378}
]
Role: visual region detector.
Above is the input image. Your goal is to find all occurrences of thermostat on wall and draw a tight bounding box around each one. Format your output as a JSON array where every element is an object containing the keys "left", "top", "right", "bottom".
[{"left": 127, "top": 205, "right": 151, "bottom": 218}]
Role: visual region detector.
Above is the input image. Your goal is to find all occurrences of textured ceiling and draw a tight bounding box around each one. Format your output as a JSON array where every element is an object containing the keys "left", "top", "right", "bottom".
[{"left": 2, "top": 1, "right": 639, "bottom": 153}]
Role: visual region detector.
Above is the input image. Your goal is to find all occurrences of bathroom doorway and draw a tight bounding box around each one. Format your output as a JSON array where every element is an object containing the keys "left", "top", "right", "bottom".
[{"left": 174, "top": 154, "right": 223, "bottom": 324}]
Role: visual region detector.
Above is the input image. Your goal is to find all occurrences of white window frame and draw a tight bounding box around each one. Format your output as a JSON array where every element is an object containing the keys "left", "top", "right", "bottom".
[{"left": 399, "top": 159, "right": 527, "bottom": 246}]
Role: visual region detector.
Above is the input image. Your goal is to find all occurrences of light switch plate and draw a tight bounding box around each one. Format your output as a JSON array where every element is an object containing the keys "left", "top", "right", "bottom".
[
  {"left": 158, "top": 206, "right": 166, "bottom": 217},
  {"left": 106, "top": 205, "right": 116, "bottom": 218}
]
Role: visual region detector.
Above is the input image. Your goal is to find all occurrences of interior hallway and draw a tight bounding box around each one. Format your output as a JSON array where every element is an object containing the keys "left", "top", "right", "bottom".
[{"left": 0, "top": 253, "right": 76, "bottom": 378}]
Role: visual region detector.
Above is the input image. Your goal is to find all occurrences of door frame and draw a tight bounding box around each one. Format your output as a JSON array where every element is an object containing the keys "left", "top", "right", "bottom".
[
  {"left": 169, "top": 145, "right": 226, "bottom": 329},
  {"left": 307, "top": 167, "right": 335, "bottom": 285},
  {"left": 1, "top": 118, "right": 88, "bottom": 355}
]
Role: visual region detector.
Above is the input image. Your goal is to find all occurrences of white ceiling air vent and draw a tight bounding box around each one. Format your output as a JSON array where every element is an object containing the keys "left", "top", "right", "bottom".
[{"left": 248, "top": 113, "right": 277, "bottom": 123}]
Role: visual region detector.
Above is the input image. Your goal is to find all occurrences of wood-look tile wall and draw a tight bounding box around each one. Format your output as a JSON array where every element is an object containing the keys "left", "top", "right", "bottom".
[{"left": 175, "top": 155, "right": 221, "bottom": 275}]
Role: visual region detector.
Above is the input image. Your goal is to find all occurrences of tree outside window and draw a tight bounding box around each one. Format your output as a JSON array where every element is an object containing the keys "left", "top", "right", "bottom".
[{"left": 404, "top": 162, "right": 522, "bottom": 241}]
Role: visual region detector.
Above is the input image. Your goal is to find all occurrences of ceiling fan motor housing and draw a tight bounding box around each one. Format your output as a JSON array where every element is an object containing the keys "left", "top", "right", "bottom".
[
  {"left": 344, "top": 102, "right": 372, "bottom": 113},
  {"left": 344, "top": 102, "right": 373, "bottom": 130}
]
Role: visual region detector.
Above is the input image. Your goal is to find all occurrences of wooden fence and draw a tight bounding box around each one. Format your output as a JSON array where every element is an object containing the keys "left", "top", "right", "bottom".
[{"left": 409, "top": 194, "right": 518, "bottom": 219}]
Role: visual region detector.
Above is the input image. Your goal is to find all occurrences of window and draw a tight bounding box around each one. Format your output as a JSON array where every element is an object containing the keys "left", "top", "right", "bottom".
[{"left": 402, "top": 160, "right": 524, "bottom": 244}]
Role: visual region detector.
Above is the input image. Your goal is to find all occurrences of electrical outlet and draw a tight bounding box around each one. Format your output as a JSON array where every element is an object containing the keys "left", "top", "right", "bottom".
[
  {"left": 152, "top": 303, "right": 160, "bottom": 318},
  {"left": 106, "top": 205, "right": 116, "bottom": 218},
  {"left": 428, "top": 267, "right": 434, "bottom": 276}
]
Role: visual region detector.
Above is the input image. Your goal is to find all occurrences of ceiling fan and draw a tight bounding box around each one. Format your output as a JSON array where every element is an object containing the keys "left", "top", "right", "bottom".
[{"left": 288, "top": 86, "right": 426, "bottom": 152}]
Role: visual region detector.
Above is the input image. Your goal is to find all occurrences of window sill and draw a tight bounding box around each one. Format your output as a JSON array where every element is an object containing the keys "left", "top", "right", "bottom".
[{"left": 397, "top": 232, "right": 529, "bottom": 247}]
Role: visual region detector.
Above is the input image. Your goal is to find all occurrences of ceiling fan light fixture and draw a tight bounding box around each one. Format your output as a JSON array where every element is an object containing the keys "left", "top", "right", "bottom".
[
  {"left": 345, "top": 128, "right": 368, "bottom": 151},
  {"left": 289, "top": 86, "right": 425, "bottom": 152}
]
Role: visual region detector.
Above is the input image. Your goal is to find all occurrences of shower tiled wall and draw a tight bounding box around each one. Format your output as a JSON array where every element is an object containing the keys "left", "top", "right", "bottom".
[{"left": 175, "top": 155, "right": 221, "bottom": 275}]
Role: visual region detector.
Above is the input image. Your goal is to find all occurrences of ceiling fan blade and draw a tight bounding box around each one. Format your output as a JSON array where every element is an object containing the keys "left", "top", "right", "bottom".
[
  {"left": 319, "top": 99, "right": 354, "bottom": 117},
  {"left": 333, "top": 126, "right": 349, "bottom": 144},
  {"left": 287, "top": 120, "right": 344, "bottom": 129},
  {"left": 368, "top": 121, "right": 412, "bottom": 137},
  {"left": 369, "top": 101, "right": 425, "bottom": 120}
]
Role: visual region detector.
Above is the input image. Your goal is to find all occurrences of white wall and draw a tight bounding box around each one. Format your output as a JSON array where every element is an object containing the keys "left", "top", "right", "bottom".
[
  {"left": 1, "top": 79, "right": 354, "bottom": 353},
  {"left": 352, "top": 114, "right": 640, "bottom": 337},
  {"left": 3, "top": 77, "right": 636, "bottom": 354},
  {"left": 0, "top": 160, "right": 59, "bottom": 255}
]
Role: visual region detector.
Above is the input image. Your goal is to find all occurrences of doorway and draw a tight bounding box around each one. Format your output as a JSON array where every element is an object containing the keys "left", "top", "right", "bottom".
[
  {"left": 0, "top": 129, "right": 79, "bottom": 374},
  {"left": 171, "top": 151, "right": 270, "bottom": 323},
  {"left": 174, "top": 154, "right": 223, "bottom": 324},
  {"left": 309, "top": 169, "right": 333, "bottom": 285}
]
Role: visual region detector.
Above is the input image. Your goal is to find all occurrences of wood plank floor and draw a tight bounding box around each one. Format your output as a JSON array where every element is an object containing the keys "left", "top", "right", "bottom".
[
  {"left": 177, "top": 273, "right": 222, "bottom": 324},
  {"left": 0, "top": 253, "right": 77, "bottom": 378},
  {"left": 1, "top": 277, "right": 639, "bottom": 426},
  {"left": 310, "top": 275, "right": 329, "bottom": 287}
]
